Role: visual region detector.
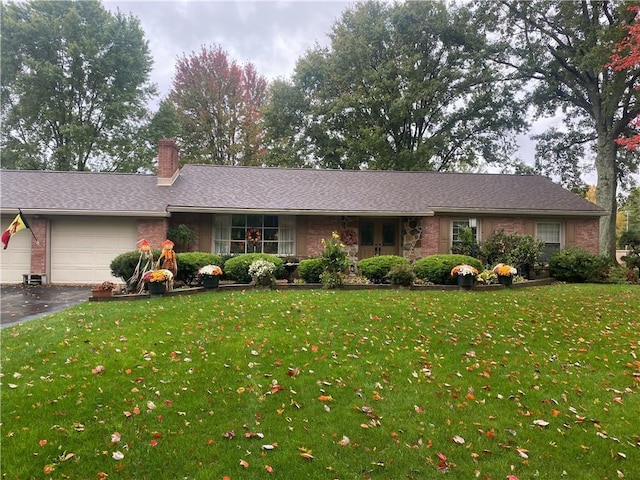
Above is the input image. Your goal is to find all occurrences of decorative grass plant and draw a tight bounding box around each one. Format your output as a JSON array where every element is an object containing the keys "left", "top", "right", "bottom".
[{"left": 1, "top": 284, "right": 638, "bottom": 479}]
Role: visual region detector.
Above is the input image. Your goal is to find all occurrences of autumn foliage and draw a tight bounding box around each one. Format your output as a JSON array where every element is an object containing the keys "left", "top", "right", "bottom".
[
  {"left": 169, "top": 45, "right": 268, "bottom": 165},
  {"left": 609, "top": 6, "right": 640, "bottom": 150}
]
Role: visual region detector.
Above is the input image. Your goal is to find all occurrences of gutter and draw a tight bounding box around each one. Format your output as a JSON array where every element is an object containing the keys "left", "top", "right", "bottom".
[
  {"left": 166, "top": 205, "right": 436, "bottom": 217},
  {"left": 0, "top": 209, "right": 170, "bottom": 218}
]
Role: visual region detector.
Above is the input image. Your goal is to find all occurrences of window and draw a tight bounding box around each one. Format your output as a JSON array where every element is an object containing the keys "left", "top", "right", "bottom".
[
  {"left": 451, "top": 219, "right": 480, "bottom": 250},
  {"left": 213, "top": 215, "right": 295, "bottom": 256},
  {"left": 536, "top": 222, "right": 561, "bottom": 262}
]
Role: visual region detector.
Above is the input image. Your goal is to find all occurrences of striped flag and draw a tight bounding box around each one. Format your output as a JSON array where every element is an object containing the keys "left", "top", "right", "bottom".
[{"left": 2, "top": 212, "right": 30, "bottom": 249}]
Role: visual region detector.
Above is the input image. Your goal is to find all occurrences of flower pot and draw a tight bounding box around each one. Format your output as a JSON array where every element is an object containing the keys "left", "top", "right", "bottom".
[
  {"left": 202, "top": 276, "right": 220, "bottom": 289},
  {"left": 498, "top": 275, "right": 513, "bottom": 286},
  {"left": 91, "top": 289, "right": 113, "bottom": 298},
  {"left": 457, "top": 275, "right": 474, "bottom": 288},
  {"left": 147, "top": 282, "right": 166, "bottom": 296}
]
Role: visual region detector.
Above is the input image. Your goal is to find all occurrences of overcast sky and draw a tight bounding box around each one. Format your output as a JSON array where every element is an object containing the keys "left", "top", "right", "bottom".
[{"left": 104, "top": 0, "right": 352, "bottom": 102}]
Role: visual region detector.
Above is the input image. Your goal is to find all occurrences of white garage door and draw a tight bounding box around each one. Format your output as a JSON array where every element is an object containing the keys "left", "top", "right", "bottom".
[
  {"left": 51, "top": 217, "right": 138, "bottom": 284},
  {"left": 0, "top": 215, "right": 32, "bottom": 283}
]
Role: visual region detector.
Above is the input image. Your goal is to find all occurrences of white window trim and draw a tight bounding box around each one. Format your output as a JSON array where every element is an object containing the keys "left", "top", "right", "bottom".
[
  {"left": 211, "top": 214, "right": 296, "bottom": 256},
  {"left": 451, "top": 218, "right": 481, "bottom": 249}
]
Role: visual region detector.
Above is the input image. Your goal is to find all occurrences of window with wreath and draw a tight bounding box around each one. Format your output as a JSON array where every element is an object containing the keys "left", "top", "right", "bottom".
[{"left": 213, "top": 214, "right": 295, "bottom": 255}]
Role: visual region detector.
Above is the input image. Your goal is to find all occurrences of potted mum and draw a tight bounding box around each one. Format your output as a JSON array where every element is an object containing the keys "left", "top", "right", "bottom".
[
  {"left": 248, "top": 259, "right": 277, "bottom": 288},
  {"left": 450, "top": 264, "right": 479, "bottom": 288},
  {"left": 198, "top": 264, "right": 223, "bottom": 289},
  {"left": 142, "top": 269, "right": 174, "bottom": 296},
  {"left": 493, "top": 263, "right": 517, "bottom": 286},
  {"left": 92, "top": 281, "right": 116, "bottom": 298}
]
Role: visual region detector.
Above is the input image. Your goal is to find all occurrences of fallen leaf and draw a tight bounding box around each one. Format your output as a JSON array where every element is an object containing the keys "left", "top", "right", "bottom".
[
  {"left": 453, "top": 435, "right": 465, "bottom": 445},
  {"left": 240, "top": 459, "right": 249, "bottom": 468},
  {"left": 112, "top": 451, "right": 124, "bottom": 461}
]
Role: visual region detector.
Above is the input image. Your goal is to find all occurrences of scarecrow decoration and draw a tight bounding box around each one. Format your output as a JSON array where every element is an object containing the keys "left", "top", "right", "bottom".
[
  {"left": 157, "top": 239, "right": 178, "bottom": 277},
  {"left": 129, "top": 239, "right": 154, "bottom": 293}
]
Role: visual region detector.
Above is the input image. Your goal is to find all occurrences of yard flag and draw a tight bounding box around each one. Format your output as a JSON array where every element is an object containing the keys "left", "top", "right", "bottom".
[{"left": 2, "top": 211, "right": 31, "bottom": 249}]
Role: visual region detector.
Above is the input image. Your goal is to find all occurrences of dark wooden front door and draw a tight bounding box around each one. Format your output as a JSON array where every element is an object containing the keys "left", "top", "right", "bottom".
[{"left": 358, "top": 218, "right": 399, "bottom": 258}]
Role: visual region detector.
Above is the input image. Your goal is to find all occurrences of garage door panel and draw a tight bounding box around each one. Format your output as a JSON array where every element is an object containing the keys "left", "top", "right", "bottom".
[
  {"left": 0, "top": 215, "right": 32, "bottom": 283},
  {"left": 51, "top": 218, "right": 139, "bottom": 284}
]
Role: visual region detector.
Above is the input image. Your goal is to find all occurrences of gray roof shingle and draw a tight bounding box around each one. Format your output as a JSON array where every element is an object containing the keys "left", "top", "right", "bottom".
[{"left": 0, "top": 165, "right": 605, "bottom": 217}]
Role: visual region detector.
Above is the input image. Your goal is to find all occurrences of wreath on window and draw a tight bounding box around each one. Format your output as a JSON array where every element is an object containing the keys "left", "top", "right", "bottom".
[
  {"left": 246, "top": 228, "right": 261, "bottom": 245},
  {"left": 340, "top": 228, "right": 358, "bottom": 245}
]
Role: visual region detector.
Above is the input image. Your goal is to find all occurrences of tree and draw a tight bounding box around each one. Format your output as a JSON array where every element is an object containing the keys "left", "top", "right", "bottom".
[
  {"left": 0, "top": 0, "right": 155, "bottom": 172},
  {"left": 610, "top": 6, "right": 640, "bottom": 150},
  {"left": 168, "top": 46, "right": 268, "bottom": 166},
  {"left": 264, "top": 1, "right": 526, "bottom": 170},
  {"left": 475, "top": 1, "right": 640, "bottom": 259}
]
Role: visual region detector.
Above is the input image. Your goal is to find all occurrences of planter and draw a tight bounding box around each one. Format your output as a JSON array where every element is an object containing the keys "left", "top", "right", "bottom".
[
  {"left": 147, "top": 282, "right": 166, "bottom": 296},
  {"left": 91, "top": 289, "right": 113, "bottom": 298},
  {"left": 457, "top": 275, "right": 475, "bottom": 288},
  {"left": 497, "top": 275, "right": 513, "bottom": 286},
  {"left": 202, "top": 276, "right": 220, "bottom": 289}
]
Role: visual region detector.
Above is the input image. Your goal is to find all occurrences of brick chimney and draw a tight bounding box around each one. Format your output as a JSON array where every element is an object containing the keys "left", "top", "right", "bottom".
[{"left": 157, "top": 139, "right": 180, "bottom": 186}]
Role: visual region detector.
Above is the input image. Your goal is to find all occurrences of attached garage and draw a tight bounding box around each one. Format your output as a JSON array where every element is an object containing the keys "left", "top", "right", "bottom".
[
  {"left": 50, "top": 217, "right": 138, "bottom": 284},
  {"left": 0, "top": 215, "right": 32, "bottom": 283}
]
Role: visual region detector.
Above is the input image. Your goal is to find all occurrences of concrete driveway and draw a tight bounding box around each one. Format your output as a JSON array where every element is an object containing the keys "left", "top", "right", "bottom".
[{"left": 1, "top": 284, "right": 90, "bottom": 328}]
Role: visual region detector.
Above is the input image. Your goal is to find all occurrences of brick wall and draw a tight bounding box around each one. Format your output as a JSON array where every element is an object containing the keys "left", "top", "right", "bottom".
[
  {"left": 421, "top": 217, "right": 440, "bottom": 257},
  {"left": 572, "top": 218, "right": 600, "bottom": 254},
  {"left": 29, "top": 218, "right": 48, "bottom": 273},
  {"left": 137, "top": 219, "right": 169, "bottom": 249},
  {"left": 304, "top": 216, "right": 341, "bottom": 257}
]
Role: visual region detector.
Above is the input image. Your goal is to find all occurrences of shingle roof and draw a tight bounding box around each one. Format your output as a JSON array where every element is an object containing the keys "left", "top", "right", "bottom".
[{"left": 0, "top": 165, "right": 605, "bottom": 217}]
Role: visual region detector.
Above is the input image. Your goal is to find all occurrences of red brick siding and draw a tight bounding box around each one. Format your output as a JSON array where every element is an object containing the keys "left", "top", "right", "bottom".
[
  {"left": 304, "top": 217, "right": 341, "bottom": 257},
  {"left": 137, "top": 219, "right": 169, "bottom": 249},
  {"left": 570, "top": 218, "right": 599, "bottom": 254},
  {"left": 29, "top": 218, "right": 48, "bottom": 273},
  {"left": 421, "top": 217, "right": 440, "bottom": 257}
]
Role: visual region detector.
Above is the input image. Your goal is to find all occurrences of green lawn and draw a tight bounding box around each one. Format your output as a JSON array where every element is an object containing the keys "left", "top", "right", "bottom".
[{"left": 1, "top": 284, "right": 638, "bottom": 480}]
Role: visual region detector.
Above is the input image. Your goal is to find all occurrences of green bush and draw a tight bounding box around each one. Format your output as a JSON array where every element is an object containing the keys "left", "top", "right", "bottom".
[
  {"left": 413, "top": 254, "right": 483, "bottom": 285},
  {"left": 224, "top": 254, "right": 285, "bottom": 283},
  {"left": 357, "top": 255, "right": 409, "bottom": 284},
  {"left": 298, "top": 258, "right": 324, "bottom": 283},
  {"left": 177, "top": 252, "right": 223, "bottom": 285},
  {"left": 481, "top": 230, "right": 544, "bottom": 276},
  {"left": 549, "top": 247, "right": 609, "bottom": 283},
  {"left": 386, "top": 262, "right": 416, "bottom": 287},
  {"left": 110, "top": 249, "right": 162, "bottom": 284}
]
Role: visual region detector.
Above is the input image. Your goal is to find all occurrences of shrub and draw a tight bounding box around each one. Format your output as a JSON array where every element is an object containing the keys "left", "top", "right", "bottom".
[
  {"left": 413, "top": 254, "right": 483, "bottom": 285},
  {"left": 110, "top": 249, "right": 161, "bottom": 284},
  {"left": 386, "top": 262, "right": 416, "bottom": 287},
  {"left": 357, "top": 255, "right": 409, "bottom": 284},
  {"left": 298, "top": 258, "right": 324, "bottom": 283},
  {"left": 549, "top": 247, "right": 609, "bottom": 283},
  {"left": 224, "top": 254, "right": 284, "bottom": 283},
  {"left": 481, "top": 230, "right": 544, "bottom": 276},
  {"left": 177, "top": 252, "right": 223, "bottom": 285}
]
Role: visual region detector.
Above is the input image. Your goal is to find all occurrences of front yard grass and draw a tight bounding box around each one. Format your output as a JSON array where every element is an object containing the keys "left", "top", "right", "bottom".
[{"left": 1, "top": 284, "right": 638, "bottom": 479}]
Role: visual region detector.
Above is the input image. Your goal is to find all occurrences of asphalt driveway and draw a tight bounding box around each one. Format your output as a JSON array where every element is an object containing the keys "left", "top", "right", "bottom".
[{"left": 1, "top": 284, "right": 90, "bottom": 327}]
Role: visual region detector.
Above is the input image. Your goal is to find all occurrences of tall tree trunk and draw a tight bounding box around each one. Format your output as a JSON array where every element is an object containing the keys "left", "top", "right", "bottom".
[{"left": 594, "top": 135, "right": 618, "bottom": 260}]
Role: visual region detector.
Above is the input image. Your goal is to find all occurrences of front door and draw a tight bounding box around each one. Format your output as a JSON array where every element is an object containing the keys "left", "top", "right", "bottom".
[{"left": 358, "top": 218, "right": 399, "bottom": 258}]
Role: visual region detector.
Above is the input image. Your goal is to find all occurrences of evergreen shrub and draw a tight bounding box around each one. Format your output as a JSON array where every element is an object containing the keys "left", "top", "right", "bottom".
[
  {"left": 357, "top": 255, "right": 409, "bottom": 284},
  {"left": 224, "top": 254, "right": 284, "bottom": 283},
  {"left": 549, "top": 247, "right": 609, "bottom": 283},
  {"left": 413, "top": 254, "right": 483, "bottom": 285},
  {"left": 298, "top": 258, "right": 324, "bottom": 283}
]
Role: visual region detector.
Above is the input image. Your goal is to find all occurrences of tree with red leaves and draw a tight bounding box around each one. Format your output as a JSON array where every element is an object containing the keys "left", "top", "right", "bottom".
[
  {"left": 168, "top": 45, "right": 268, "bottom": 165},
  {"left": 610, "top": 6, "right": 640, "bottom": 150}
]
